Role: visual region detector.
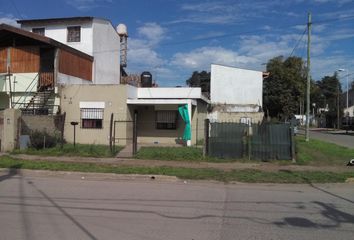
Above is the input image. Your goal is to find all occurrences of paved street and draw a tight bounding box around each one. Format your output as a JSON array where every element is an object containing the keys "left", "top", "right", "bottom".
[
  {"left": 309, "top": 130, "right": 354, "bottom": 149},
  {"left": 0, "top": 170, "right": 353, "bottom": 240}
]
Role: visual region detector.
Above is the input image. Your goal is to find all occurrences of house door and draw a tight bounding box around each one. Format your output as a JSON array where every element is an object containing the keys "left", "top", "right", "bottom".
[{"left": 39, "top": 48, "right": 55, "bottom": 89}]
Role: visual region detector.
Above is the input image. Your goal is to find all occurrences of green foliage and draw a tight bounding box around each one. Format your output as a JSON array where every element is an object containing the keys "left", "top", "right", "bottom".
[
  {"left": 311, "top": 74, "right": 343, "bottom": 127},
  {"left": 264, "top": 56, "right": 307, "bottom": 120},
  {"left": 186, "top": 71, "right": 210, "bottom": 94},
  {"left": 30, "top": 131, "right": 57, "bottom": 149},
  {"left": 13, "top": 144, "right": 122, "bottom": 158}
]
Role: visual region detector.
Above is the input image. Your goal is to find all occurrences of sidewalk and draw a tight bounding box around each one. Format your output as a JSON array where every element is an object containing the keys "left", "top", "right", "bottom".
[{"left": 3, "top": 153, "right": 353, "bottom": 173}]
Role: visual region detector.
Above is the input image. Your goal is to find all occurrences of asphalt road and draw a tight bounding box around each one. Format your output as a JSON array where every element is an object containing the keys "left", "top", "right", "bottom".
[
  {"left": 0, "top": 171, "right": 353, "bottom": 240},
  {"left": 298, "top": 129, "right": 354, "bottom": 149}
]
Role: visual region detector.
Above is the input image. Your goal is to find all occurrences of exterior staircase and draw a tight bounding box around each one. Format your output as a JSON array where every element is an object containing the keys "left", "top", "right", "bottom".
[{"left": 21, "top": 89, "right": 55, "bottom": 115}]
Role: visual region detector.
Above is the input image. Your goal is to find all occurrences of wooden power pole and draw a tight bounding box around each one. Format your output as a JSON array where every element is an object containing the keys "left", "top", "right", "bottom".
[{"left": 305, "top": 12, "right": 311, "bottom": 142}]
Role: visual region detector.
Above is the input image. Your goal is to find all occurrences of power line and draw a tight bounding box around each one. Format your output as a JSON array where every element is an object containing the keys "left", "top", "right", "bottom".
[
  {"left": 9, "top": 0, "right": 24, "bottom": 19},
  {"left": 289, "top": 27, "right": 307, "bottom": 57},
  {"left": 312, "top": 14, "right": 354, "bottom": 25}
]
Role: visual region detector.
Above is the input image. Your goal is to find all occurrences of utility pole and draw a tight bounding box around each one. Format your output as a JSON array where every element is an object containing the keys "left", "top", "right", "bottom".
[
  {"left": 305, "top": 12, "right": 311, "bottom": 142},
  {"left": 337, "top": 84, "right": 340, "bottom": 129}
]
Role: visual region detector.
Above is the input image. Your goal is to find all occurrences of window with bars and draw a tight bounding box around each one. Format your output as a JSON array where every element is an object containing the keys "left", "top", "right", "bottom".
[
  {"left": 155, "top": 111, "right": 178, "bottom": 130},
  {"left": 32, "top": 28, "right": 45, "bottom": 36},
  {"left": 67, "top": 26, "right": 81, "bottom": 42},
  {"left": 80, "top": 108, "right": 103, "bottom": 129}
]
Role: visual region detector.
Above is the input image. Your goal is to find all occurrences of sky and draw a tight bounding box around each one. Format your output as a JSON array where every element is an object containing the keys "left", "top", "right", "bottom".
[{"left": 1, "top": 0, "right": 354, "bottom": 88}]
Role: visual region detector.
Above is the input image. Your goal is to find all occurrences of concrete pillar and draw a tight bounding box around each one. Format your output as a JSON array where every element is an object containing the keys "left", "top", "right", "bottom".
[
  {"left": 2, "top": 109, "right": 21, "bottom": 152},
  {"left": 187, "top": 101, "right": 192, "bottom": 147}
]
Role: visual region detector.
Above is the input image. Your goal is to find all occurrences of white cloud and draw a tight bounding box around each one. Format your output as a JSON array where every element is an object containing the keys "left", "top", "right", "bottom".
[
  {"left": 66, "top": 0, "right": 112, "bottom": 11},
  {"left": 171, "top": 46, "right": 257, "bottom": 70},
  {"left": 312, "top": 55, "right": 354, "bottom": 83},
  {"left": 137, "top": 22, "right": 166, "bottom": 46},
  {"left": 313, "top": 0, "right": 352, "bottom": 4},
  {"left": 0, "top": 14, "right": 19, "bottom": 26},
  {"left": 128, "top": 39, "right": 165, "bottom": 67},
  {"left": 127, "top": 23, "right": 167, "bottom": 75}
]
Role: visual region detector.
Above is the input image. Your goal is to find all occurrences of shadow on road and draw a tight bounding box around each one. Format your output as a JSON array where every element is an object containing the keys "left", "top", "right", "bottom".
[
  {"left": 274, "top": 170, "right": 354, "bottom": 229},
  {"left": 27, "top": 180, "right": 98, "bottom": 240},
  {"left": 0, "top": 164, "right": 22, "bottom": 182},
  {"left": 274, "top": 201, "right": 354, "bottom": 229}
]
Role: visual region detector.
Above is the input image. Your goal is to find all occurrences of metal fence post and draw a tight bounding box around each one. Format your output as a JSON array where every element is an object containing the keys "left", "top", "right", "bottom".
[
  {"left": 109, "top": 113, "right": 113, "bottom": 153},
  {"left": 203, "top": 118, "right": 209, "bottom": 157},
  {"left": 60, "top": 112, "right": 66, "bottom": 149},
  {"left": 133, "top": 111, "right": 138, "bottom": 155},
  {"left": 290, "top": 126, "right": 296, "bottom": 163}
]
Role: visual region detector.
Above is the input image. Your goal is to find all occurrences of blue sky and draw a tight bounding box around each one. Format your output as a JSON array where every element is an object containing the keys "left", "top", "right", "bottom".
[{"left": 1, "top": 0, "right": 354, "bottom": 88}]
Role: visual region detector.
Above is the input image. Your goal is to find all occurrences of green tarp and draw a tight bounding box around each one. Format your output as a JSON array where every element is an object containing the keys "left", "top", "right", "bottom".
[{"left": 178, "top": 104, "right": 191, "bottom": 140}]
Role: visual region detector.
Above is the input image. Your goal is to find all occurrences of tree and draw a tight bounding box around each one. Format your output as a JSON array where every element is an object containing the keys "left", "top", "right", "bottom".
[
  {"left": 263, "top": 56, "right": 307, "bottom": 120},
  {"left": 186, "top": 71, "right": 210, "bottom": 94},
  {"left": 314, "top": 73, "right": 343, "bottom": 127}
]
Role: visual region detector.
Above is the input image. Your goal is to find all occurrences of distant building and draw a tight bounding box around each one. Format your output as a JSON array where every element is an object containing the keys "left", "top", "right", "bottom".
[{"left": 342, "top": 89, "right": 354, "bottom": 117}]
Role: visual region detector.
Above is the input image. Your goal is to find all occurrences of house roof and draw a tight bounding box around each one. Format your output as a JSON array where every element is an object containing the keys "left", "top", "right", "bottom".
[
  {"left": 17, "top": 16, "right": 95, "bottom": 24},
  {"left": 0, "top": 24, "right": 93, "bottom": 61}
]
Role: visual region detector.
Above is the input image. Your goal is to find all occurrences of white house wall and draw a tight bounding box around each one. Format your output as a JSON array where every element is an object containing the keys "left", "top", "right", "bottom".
[
  {"left": 21, "top": 22, "right": 94, "bottom": 55},
  {"left": 137, "top": 88, "right": 202, "bottom": 99},
  {"left": 210, "top": 64, "right": 263, "bottom": 106},
  {"left": 92, "top": 19, "right": 120, "bottom": 84},
  {"left": 57, "top": 72, "right": 92, "bottom": 85}
]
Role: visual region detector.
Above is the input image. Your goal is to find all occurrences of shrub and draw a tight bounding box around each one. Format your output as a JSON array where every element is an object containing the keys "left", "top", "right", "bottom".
[{"left": 30, "top": 131, "right": 57, "bottom": 149}]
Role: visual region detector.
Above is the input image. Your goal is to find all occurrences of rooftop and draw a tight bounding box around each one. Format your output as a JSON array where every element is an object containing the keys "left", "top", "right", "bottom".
[{"left": 0, "top": 24, "right": 93, "bottom": 61}]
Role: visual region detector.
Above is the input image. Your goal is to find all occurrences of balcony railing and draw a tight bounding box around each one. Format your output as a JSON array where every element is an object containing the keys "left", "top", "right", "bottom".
[{"left": 39, "top": 72, "right": 54, "bottom": 89}]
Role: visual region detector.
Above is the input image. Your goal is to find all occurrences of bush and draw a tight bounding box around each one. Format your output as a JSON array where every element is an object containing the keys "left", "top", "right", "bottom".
[{"left": 30, "top": 131, "right": 57, "bottom": 149}]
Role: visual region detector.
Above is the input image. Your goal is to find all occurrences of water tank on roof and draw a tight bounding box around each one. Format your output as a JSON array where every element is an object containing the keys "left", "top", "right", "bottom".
[
  {"left": 141, "top": 72, "right": 152, "bottom": 87},
  {"left": 116, "top": 23, "right": 128, "bottom": 36}
]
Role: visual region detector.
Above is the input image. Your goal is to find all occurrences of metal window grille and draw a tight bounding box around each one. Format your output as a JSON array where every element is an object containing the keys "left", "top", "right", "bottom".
[
  {"left": 156, "top": 111, "right": 177, "bottom": 129},
  {"left": 80, "top": 108, "right": 103, "bottom": 129},
  {"left": 32, "top": 28, "right": 45, "bottom": 36},
  {"left": 67, "top": 26, "right": 81, "bottom": 42}
]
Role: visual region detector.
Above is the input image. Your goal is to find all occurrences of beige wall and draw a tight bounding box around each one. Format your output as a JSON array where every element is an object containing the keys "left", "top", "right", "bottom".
[
  {"left": 135, "top": 105, "right": 185, "bottom": 145},
  {"left": 21, "top": 115, "right": 62, "bottom": 136},
  {"left": 60, "top": 84, "right": 129, "bottom": 145},
  {"left": 193, "top": 100, "right": 207, "bottom": 144},
  {"left": 60, "top": 84, "right": 209, "bottom": 146},
  {"left": 1, "top": 109, "right": 21, "bottom": 152},
  {"left": 135, "top": 100, "right": 207, "bottom": 145}
]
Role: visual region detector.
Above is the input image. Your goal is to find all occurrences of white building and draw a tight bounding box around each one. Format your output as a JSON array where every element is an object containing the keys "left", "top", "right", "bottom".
[
  {"left": 18, "top": 17, "right": 121, "bottom": 84},
  {"left": 209, "top": 64, "right": 264, "bottom": 123}
]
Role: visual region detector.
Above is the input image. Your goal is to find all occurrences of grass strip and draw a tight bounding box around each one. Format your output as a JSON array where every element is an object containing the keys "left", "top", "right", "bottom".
[
  {"left": 1, "top": 156, "right": 353, "bottom": 183},
  {"left": 135, "top": 147, "right": 252, "bottom": 163},
  {"left": 12, "top": 144, "right": 122, "bottom": 158},
  {"left": 296, "top": 136, "right": 354, "bottom": 166}
]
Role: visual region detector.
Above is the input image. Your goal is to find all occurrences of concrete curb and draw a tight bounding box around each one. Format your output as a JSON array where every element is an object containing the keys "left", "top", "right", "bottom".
[{"left": 0, "top": 168, "right": 180, "bottom": 182}]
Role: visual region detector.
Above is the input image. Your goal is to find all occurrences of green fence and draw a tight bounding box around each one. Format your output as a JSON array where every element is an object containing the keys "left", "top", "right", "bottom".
[
  {"left": 208, "top": 121, "right": 293, "bottom": 161},
  {"left": 209, "top": 122, "right": 248, "bottom": 158}
]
